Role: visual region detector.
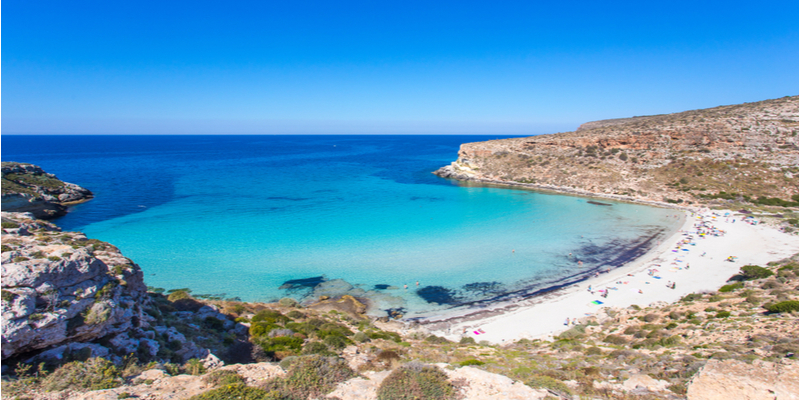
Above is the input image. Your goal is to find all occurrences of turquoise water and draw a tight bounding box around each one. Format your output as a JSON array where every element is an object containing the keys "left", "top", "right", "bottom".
[{"left": 2, "top": 135, "right": 682, "bottom": 317}]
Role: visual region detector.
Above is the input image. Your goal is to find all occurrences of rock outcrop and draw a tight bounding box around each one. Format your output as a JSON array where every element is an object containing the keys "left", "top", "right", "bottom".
[
  {"left": 435, "top": 96, "right": 799, "bottom": 208},
  {"left": 1, "top": 162, "right": 93, "bottom": 219},
  {"left": 1, "top": 212, "right": 150, "bottom": 360},
  {"left": 1, "top": 212, "right": 235, "bottom": 366},
  {"left": 686, "top": 359, "right": 798, "bottom": 400}
]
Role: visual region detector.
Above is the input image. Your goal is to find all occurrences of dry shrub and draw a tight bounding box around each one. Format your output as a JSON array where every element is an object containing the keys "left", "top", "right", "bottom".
[
  {"left": 377, "top": 363, "right": 456, "bottom": 400},
  {"left": 41, "top": 358, "right": 121, "bottom": 392}
]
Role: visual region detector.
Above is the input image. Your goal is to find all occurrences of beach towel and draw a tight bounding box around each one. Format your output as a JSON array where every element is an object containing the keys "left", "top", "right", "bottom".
[
  {"left": 591, "top": 300, "right": 604, "bottom": 305},
  {"left": 653, "top": 276, "right": 662, "bottom": 279}
]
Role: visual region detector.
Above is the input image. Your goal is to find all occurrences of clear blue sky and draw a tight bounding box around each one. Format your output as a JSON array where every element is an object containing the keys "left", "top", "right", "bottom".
[{"left": 3, "top": 1, "right": 798, "bottom": 134}]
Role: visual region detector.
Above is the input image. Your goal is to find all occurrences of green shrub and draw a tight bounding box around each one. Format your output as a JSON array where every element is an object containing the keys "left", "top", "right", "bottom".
[
  {"left": 301, "top": 341, "right": 335, "bottom": 357},
  {"left": 765, "top": 300, "right": 799, "bottom": 314},
  {"left": 719, "top": 282, "right": 744, "bottom": 292},
  {"left": 557, "top": 325, "right": 585, "bottom": 340},
  {"left": 184, "top": 358, "right": 206, "bottom": 376},
  {"left": 203, "top": 370, "right": 244, "bottom": 387},
  {"left": 257, "top": 336, "right": 304, "bottom": 359},
  {"left": 323, "top": 335, "right": 349, "bottom": 351},
  {"left": 459, "top": 337, "right": 476, "bottom": 345},
  {"left": 708, "top": 294, "right": 723, "bottom": 302},
  {"left": 761, "top": 280, "right": 781, "bottom": 289},
  {"left": 665, "top": 322, "right": 678, "bottom": 329},
  {"left": 668, "top": 311, "right": 683, "bottom": 320},
  {"left": 778, "top": 262, "right": 799, "bottom": 276},
  {"left": 1, "top": 290, "right": 17, "bottom": 303},
  {"left": 603, "top": 335, "right": 628, "bottom": 345},
  {"left": 41, "top": 358, "right": 121, "bottom": 391},
  {"left": 353, "top": 332, "right": 370, "bottom": 343},
  {"left": 525, "top": 375, "right": 572, "bottom": 396},
  {"left": 269, "top": 355, "right": 355, "bottom": 399},
  {"left": 643, "top": 313, "right": 659, "bottom": 322},
  {"left": 167, "top": 290, "right": 192, "bottom": 302},
  {"left": 377, "top": 350, "right": 401, "bottom": 364},
  {"left": 287, "top": 310, "right": 305, "bottom": 319},
  {"left": 424, "top": 335, "right": 451, "bottom": 345},
  {"left": 377, "top": 363, "right": 455, "bottom": 400},
  {"left": 740, "top": 265, "right": 774, "bottom": 280},
  {"left": 366, "top": 330, "right": 402, "bottom": 343},
  {"left": 458, "top": 359, "right": 484, "bottom": 366},
  {"left": 746, "top": 295, "right": 762, "bottom": 305},
  {"left": 0, "top": 244, "right": 11, "bottom": 252},
  {"left": 585, "top": 346, "right": 603, "bottom": 355},
  {"left": 204, "top": 316, "right": 225, "bottom": 331},
  {"left": 13, "top": 257, "right": 30, "bottom": 263},
  {"left": 658, "top": 335, "right": 681, "bottom": 347},
  {"left": 681, "top": 293, "right": 703, "bottom": 302},
  {"left": 2, "top": 222, "right": 20, "bottom": 229},
  {"left": 188, "top": 383, "right": 279, "bottom": 400},
  {"left": 715, "top": 311, "right": 731, "bottom": 318},
  {"left": 278, "top": 298, "right": 298, "bottom": 308}
]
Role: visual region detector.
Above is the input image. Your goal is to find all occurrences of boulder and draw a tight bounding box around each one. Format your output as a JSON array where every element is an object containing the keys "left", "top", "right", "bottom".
[{"left": 686, "top": 359, "right": 798, "bottom": 400}]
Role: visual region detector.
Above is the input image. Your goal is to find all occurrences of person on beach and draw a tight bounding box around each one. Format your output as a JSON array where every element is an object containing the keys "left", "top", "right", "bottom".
[
  {"left": 565, "top": 318, "right": 570, "bottom": 326},
  {"left": 572, "top": 318, "right": 577, "bottom": 325}
]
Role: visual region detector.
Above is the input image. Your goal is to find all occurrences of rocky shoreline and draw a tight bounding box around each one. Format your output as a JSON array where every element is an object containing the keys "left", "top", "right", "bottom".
[
  {"left": 1, "top": 162, "right": 94, "bottom": 219},
  {"left": 434, "top": 162, "right": 692, "bottom": 210}
]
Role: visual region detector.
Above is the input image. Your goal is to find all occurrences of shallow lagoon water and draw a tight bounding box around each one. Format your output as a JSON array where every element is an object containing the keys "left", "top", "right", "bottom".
[{"left": 2, "top": 135, "right": 683, "bottom": 317}]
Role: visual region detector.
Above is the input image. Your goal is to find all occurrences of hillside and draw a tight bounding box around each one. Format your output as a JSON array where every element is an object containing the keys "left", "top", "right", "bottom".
[{"left": 435, "top": 96, "right": 799, "bottom": 216}]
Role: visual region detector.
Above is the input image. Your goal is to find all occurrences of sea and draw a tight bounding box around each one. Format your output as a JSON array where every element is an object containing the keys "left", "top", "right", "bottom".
[{"left": 2, "top": 135, "right": 683, "bottom": 318}]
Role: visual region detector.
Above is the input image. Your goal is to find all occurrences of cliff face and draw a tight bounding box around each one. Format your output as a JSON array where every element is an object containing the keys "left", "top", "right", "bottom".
[
  {"left": 0, "top": 212, "right": 238, "bottom": 366},
  {"left": 1, "top": 212, "right": 151, "bottom": 360},
  {"left": 1, "top": 162, "right": 93, "bottom": 219},
  {"left": 436, "top": 96, "right": 799, "bottom": 207}
]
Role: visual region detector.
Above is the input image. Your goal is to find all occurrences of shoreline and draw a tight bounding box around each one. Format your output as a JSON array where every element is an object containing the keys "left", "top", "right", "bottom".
[
  {"left": 414, "top": 208, "right": 797, "bottom": 344},
  {"left": 402, "top": 227, "right": 679, "bottom": 323},
  {"left": 435, "top": 166, "right": 693, "bottom": 211}
]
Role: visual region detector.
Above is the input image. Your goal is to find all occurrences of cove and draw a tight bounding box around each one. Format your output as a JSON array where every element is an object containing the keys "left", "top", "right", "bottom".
[{"left": 1, "top": 135, "right": 684, "bottom": 318}]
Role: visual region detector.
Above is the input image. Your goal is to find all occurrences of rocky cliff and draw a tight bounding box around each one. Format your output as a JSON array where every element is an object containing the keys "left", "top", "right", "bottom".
[
  {"left": 2, "top": 162, "right": 93, "bottom": 219},
  {"left": 0, "top": 212, "right": 238, "bottom": 368},
  {"left": 435, "top": 96, "right": 799, "bottom": 208}
]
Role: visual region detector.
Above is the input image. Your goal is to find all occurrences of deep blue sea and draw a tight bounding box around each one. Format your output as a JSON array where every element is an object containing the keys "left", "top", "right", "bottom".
[{"left": 2, "top": 135, "right": 682, "bottom": 317}]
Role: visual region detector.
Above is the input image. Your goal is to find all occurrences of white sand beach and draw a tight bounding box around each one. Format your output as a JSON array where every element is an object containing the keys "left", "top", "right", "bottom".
[{"left": 430, "top": 209, "right": 798, "bottom": 344}]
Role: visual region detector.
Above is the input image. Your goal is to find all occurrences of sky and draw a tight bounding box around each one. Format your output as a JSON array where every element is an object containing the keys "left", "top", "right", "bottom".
[{"left": 2, "top": 1, "right": 798, "bottom": 135}]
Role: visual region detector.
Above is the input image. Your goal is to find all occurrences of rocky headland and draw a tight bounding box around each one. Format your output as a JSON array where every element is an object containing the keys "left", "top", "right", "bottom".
[
  {"left": 435, "top": 96, "right": 799, "bottom": 214},
  {"left": 2, "top": 162, "right": 93, "bottom": 219},
  {"left": 1, "top": 212, "right": 240, "bottom": 368}
]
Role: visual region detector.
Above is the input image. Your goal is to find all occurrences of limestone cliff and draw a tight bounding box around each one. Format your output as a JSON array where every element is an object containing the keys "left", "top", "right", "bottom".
[
  {"left": 436, "top": 96, "right": 799, "bottom": 208},
  {"left": 1, "top": 162, "right": 93, "bottom": 219},
  {"left": 0, "top": 212, "right": 237, "bottom": 366}
]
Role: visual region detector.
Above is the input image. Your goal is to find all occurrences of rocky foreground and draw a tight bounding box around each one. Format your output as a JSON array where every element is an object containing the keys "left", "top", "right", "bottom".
[
  {"left": 435, "top": 96, "right": 799, "bottom": 214},
  {"left": 1, "top": 162, "right": 93, "bottom": 219}
]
